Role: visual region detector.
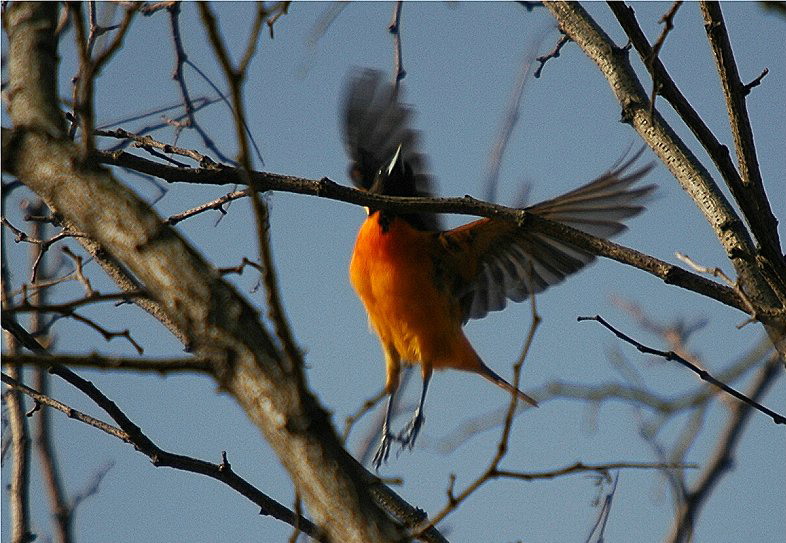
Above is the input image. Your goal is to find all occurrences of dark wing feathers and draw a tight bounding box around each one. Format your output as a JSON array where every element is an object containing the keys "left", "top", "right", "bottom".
[
  {"left": 341, "top": 69, "right": 654, "bottom": 321},
  {"left": 441, "top": 152, "right": 655, "bottom": 322},
  {"left": 528, "top": 151, "right": 655, "bottom": 238},
  {"left": 341, "top": 69, "right": 440, "bottom": 230}
]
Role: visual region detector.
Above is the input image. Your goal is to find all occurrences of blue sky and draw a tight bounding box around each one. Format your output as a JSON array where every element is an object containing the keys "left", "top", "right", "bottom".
[{"left": 3, "top": 3, "right": 785, "bottom": 542}]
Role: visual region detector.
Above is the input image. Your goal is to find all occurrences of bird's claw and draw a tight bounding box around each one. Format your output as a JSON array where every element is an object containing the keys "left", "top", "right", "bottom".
[
  {"left": 372, "top": 431, "right": 395, "bottom": 470},
  {"left": 397, "top": 409, "right": 424, "bottom": 451}
]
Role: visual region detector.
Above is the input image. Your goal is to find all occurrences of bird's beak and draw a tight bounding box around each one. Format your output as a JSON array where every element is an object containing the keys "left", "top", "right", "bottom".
[{"left": 386, "top": 143, "right": 404, "bottom": 177}]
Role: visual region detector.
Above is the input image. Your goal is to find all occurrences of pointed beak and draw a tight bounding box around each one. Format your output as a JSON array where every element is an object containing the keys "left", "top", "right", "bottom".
[{"left": 385, "top": 143, "right": 404, "bottom": 177}]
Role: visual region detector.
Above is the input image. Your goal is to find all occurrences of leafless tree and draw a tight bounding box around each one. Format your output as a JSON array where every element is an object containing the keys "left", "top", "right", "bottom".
[{"left": 2, "top": 3, "right": 783, "bottom": 543}]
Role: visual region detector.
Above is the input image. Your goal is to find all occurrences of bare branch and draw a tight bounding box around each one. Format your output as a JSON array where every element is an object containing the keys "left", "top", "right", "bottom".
[
  {"left": 416, "top": 291, "right": 541, "bottom": 534},
  {"left": 97, "top": 127, "right": 218, "bottom": 166},
  {"left": 91, "top": 147, "right": 747, "bottom": 314},
  {"left": 742, "top": 67, "right": 768, "bottom": 95},
  {"left": 646, "top": 1, "right": 682, "bottom": 118},
  {"left": 237, "top": 4, "right": 268, "bottom": 75},
  {"left": 389, "top": 1, "right": 406, "bottom": 91},
  {"left": 2, "top": 348, "right": 32, "bottom": 543},
  {"left": 577, "top": 315, "right": 785, "bottom": 425},
  {"left": 6, "top": 290, "right": 148, "bottom": 315},
  {"left": 666, "top": 353, "right": 782, "bottom": 542},
  {"left": 675, "top": 252, "right": 760, "bottom": 326},
  {"left": 495, "top": 461, "right": 697, "bottom": 481},
  {"left": 608, "top": 2, "right": 786, "bottom": 304},
  {"left": 5, "top": 353, "right": 212, "bottom": 374},
  {"left": 166, "top": 189, "right": 251, "bottom": 225},
  {"left": 1, "top": 371, "right": 327, "bottom": 542},
  {"left": 2, "top": 372, "right": 131, "bottom": 442},
  {"left": 534, "top": 31, "right": 569, "bottom": 78}
]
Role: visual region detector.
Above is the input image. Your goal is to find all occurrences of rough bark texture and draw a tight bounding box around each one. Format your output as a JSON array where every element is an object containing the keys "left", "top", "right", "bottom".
[
  {"left": 3, "top": 4, "right": 405, "bottom": 541},
  {"left": 543, "top": 1, "right": 785, "bottom": 357}
]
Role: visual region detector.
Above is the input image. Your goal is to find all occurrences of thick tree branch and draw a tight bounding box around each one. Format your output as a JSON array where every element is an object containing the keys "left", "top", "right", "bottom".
[
  {"left": 0, "top": 370, "right": 326, "bottom": 542},
  {"left": 543, "top": 0, "right": 785, "bottom": 356},
  {"left": 3, "top": 4, "right": 434, "bottom": 542},
  {"left": 608, "top": 2, "right": 785, "bottom": 303}
]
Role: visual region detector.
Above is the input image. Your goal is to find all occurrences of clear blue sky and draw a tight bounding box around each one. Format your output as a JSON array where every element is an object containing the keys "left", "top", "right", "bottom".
[{"left": 3, "top": 3, "right": 784, "bottom": 542}]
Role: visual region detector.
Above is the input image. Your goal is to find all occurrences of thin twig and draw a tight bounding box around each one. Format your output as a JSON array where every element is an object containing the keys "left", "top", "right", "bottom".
[
  {"left": 495, "top": 461, "right": 697, "bottom": 481},
  {"left": 675, "top": 252, "right": 760, "bottom": 326},
  {"left": 5, "top": 290, "right": 148, "bottom": 315},
  {"left": 5, "top": 353, "right": 212, "bottom": 374},
  {"left": 167, "top": 2, "right": 196, "bottom": 133},
  {"left": 666, "top": 353, "right": 782, "bottom": 543},
  {"left": 238, "top": 4, "right": 268, "bottom": 75},
  {"left": 61, "top": 246, "right": 94, "bottom": 296},
  {"left": 415, "top": 286, "right": 541, "bottom": 534},
  {"left": 166, "top": 189, "right": 251, "bottom": 225},
  {"left": 389, "top": 1, "right": 406, "bottom": 92},
  {"left": 577, "top": 315, "right": 785, "bottom": 425},
  {"left": 343, "top": 386, "right": 387, "bottom": 444},
  {"left": 2, "top": 372, "right": 131, "bottom": 442},
  {"left": 534, "top": 32, "right": 569, "bottom": 78},
  {"left": 1, "top": 269, "right": 32, "bottom": 543},
  {"left": 97, "top": 128, "right": 218, "bottom": 166},
  {"left": 647, "top": 1, "right": 682, "bottom": 118}
]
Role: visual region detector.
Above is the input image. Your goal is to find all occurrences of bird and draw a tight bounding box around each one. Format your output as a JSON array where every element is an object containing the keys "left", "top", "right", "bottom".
[{"left": 342, "top": 69, "right": 654, "bottom": 468}]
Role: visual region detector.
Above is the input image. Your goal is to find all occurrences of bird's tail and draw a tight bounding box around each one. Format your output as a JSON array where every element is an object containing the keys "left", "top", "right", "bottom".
[{"left": 477, "top": 362, "right": 538, "bottom": 407}]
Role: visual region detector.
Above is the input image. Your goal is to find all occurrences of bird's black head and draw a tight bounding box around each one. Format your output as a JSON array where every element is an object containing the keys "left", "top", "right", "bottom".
[
  {"left": 367, "top": 145, "right": 434, "bottom": 231},
  {"left": 369, "top": 144, "right": 417, "bottom": 198}
]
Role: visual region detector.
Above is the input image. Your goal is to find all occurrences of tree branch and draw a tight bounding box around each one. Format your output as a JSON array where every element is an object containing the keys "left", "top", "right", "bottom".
[
  {"left": 578, "top": 315, "right": 785, "bottom": 425},
  {"left": 666, "top": 353, "right": 782, "bottom": 542},
  {"left": 699, "top": 1, "right": 778, "bottom": 256},
  {"left": 4, "top": 353, "right": 212, "bottom": 374},
  {"left": 89, "top": 146, "right": 747, "bottom": 314},
  {"left": 608, "top": 2, "right": 785, "bottom": 303},
  {"left": 544, "top": 0, "right": 785, "bottom": 357},
  {"left": 3, "top": 4, "right": 437, "bottom": 541},
  {"left": 0, "top": 371, "right": 326, "bottom": 542}
]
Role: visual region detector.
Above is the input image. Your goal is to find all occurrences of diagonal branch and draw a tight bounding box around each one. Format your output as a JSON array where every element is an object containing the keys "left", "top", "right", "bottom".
[
  {"left": 0, "top": 370, "right": 326, "bottom": 542},
  {"left": 665, "top": 353, "right": 782, "bottom": 542},
  {"left": 89, "top": 146, "right": 747, "bottom": 314},
  {"left": 544, "top": 0, "right": 785, "bottom": 356},
  {"left": 578, "top": 315, "right": 785, "bottom": 425},
  {"left": 608, "top": 2, "right": 784, "bottom": 299},
  {"left": 699, "top": 1, "right": 774, "bottom": 243},
  {"left": 4, "top": 5, "right": 439, "bottom": 542}
]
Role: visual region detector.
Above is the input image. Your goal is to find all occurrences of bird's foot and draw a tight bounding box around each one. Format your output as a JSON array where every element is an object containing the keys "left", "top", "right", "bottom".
[
  {"left": 372, "top": 431, "right": 395, "bottom": 470},
  {"left": 397, "top": 409, "right": 425, "bottom": 451}
]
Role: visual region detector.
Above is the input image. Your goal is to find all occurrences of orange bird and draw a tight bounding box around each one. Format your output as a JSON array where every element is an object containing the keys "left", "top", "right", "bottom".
[{"left": 343, "top": 70, "right": 654, "bottom": 468}]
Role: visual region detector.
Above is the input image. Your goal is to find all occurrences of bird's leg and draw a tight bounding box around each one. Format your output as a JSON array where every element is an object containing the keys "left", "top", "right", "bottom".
[
  {"left": 372, "top": 391, "right": 397, "bottom": 470},
  {"left": 398, "top": 371, "right": 431, "bottom": 450}
]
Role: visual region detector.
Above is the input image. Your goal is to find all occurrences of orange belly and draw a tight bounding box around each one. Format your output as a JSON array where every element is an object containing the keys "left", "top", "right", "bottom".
[{"left": 349, "top": 213, "right": 478, "bottom": 370}]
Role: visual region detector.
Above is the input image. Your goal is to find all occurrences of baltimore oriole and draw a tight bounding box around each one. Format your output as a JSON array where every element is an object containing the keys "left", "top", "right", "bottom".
[{"left": 342, "top": 69, "right": 654, "bottom": 468}]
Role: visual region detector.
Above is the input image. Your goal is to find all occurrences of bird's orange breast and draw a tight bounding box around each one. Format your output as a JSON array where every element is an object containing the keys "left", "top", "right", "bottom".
[{"left": 349, "top": 213, "right": 468, "bottom": 367}]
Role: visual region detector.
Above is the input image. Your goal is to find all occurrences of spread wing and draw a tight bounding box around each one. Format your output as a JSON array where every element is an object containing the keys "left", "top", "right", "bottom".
[
  {"left": 341, "top": 68, "right": 441, "bottom": 231},
  {"left": 439, "top": 152, "right": 655, "bottom": 322}
]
